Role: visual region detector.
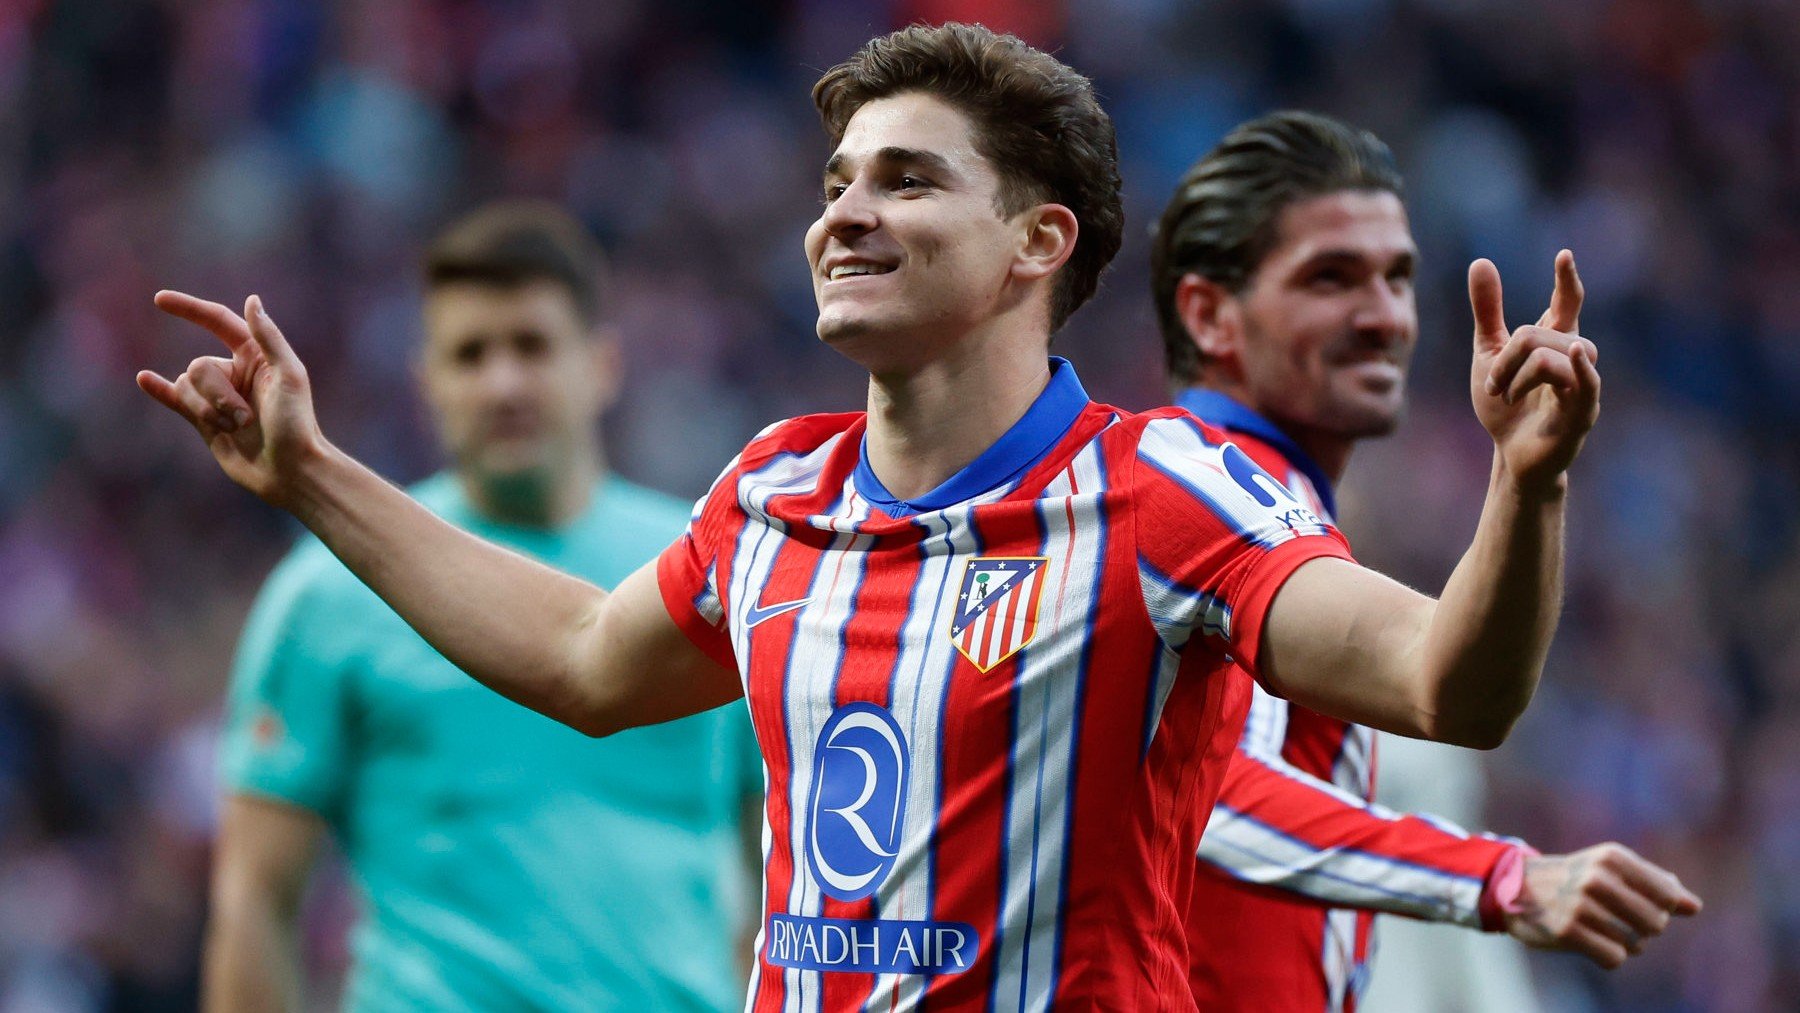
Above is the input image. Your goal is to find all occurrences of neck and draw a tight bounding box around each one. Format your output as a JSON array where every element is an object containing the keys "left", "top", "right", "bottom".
[
  {"left": 1198, "top": 379, "right": 1353, "bottom": 483},
  {"left": 460, "top": 450, "right": 602, "bottom": 529},
  {"left": 863, "top": 327, "right": 1052, "bottom": 502}
]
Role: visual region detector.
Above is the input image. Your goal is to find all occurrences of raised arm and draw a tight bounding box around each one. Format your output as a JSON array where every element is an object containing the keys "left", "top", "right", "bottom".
[
  {"left": 1257, "top": 252, "right": 1600, "bottom": 748},
  {"left": 139, "top": 293, "right": 739, "bottom": 736}
]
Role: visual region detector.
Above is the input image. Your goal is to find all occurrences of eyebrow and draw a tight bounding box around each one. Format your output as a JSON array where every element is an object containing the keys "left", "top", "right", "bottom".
[
  {"left": 1300, "top": 247, "right": 1418, "bottom": 272},
  {"left": 822, "top": 146, "right": 957, "bottom": 183}
]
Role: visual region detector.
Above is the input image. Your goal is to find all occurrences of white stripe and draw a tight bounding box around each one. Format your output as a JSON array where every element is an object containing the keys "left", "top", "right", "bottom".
[
  {"left": 1136, "top": 417, "right": 1334, "bottom": 548},
  {"left": 1197, "top": 805, "right": 1485, "bottom": 925},
  {"left": 1331, "top": 724, "right": 1374, "bottom": 795},
  {"left": 990, "top": 447, "right": 1107, "bottom": 1012},
  {"left": 1239, "top": 683, "right": 1290, "bottom": 759},
  {"left": 859, "top": 511, "right": 976, "bottom": 1013},
  {"left": 1137, "top": 560, "right": 1231, "bottom": 651},
  {"left": 1323, "top": 907, "right": 1359, "bottom": 1012},
  {"left": 1008, "top": 569, "right": 1036, "bottom": 654},
  {"left": 723, "top": 453, "right": 856, "bottom": 1013}
]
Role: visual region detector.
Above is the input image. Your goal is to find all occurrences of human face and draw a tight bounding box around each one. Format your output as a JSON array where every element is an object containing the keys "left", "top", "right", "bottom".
[
  {"left": 1232, "top": 190, "right": 1418, "bottom": 440},
  {"left": 806, "top": 92, "right": 1028, "bottom": 370},
  {"left": 419, "top": 280, "right": 615, "bottom": 486}
]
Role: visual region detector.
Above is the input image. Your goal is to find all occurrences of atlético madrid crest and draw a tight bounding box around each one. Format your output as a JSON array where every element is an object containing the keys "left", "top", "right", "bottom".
[{"left": 950, "top": 556, "right": 1049, "bottom": 672}]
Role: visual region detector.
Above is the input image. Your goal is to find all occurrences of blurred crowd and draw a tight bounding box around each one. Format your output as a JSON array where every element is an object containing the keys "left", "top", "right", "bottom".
[{"left": 0, "top": 1, "right": 1795, "bottom": 1010}]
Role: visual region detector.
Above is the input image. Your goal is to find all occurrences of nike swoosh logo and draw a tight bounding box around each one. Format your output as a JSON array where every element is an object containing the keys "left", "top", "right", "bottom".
[{"left": 745, "top": 596, "right": 812, "bottom": 628}]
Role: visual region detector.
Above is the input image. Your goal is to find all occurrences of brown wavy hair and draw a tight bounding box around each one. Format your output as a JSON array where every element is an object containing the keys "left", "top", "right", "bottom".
[{"left": 813, "top": 23, "right": 1124, "bottom": 333}]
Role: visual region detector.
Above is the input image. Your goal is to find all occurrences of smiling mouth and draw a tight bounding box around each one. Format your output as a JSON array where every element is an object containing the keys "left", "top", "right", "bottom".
[{"left": 826, "top": 263, "right": 896, "bottom": 281}]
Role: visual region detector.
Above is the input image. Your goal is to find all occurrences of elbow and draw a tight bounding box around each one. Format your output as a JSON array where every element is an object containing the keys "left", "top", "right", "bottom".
[
  {"left": 552, "top": 674, "right": 627, "bottom": 739},
  {"left": 1420, "top": 702, "right": 1521, "bottom": 751}
]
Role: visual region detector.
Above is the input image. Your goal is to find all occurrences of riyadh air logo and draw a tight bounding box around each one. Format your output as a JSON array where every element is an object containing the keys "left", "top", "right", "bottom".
[
  {"left": 1209, "top": 442, "right": 1327, "bottom": 533},
  {"left": 949, "top": 556, "right": 1048, "bottom": 672},
  {"left": 806, "top": 703, "right": 910, "bottom": 901}
]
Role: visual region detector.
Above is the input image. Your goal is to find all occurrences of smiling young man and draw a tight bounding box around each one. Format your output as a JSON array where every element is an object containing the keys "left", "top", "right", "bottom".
[
  {"left": 143, "top": 25, "right": 1606, "bottom": 1012},
  {"left": 1153, "top": 112, "right": 1700, "bottom": 1012},
  {"left": 202, "top": 204, "right": 758, "bottom": 1012}
]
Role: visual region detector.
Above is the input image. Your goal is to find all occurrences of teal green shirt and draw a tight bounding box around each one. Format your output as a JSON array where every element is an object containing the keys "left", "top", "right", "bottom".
[{"left": 221, "top": 474, "right": 759, "bottom": 1012}]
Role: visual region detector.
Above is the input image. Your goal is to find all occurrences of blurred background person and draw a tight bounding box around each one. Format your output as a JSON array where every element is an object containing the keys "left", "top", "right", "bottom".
[
  {"left": 205, "top": 202, "right": 759, "bottom": 1011},
  {"left": 1156, "top": 110, "right": 1693, "bottom": 1013},
  {"left": 0, "top": 3, "right": 1792, "bottom": 1010}
]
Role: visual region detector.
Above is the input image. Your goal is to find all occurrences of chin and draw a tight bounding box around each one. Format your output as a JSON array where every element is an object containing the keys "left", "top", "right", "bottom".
[
  {"left": 1338, "top": 400, "right": 1405, "bottom": 439},
  {"left": 468, "top": 445, "right": 553, "bottom": 483},
  {"left": 815, "top": 311, "right": 873, "bottom": 346}
]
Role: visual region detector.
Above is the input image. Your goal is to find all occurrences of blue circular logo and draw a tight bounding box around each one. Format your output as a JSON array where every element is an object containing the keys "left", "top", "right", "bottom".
[{"left": 806, "top": 702, "right": 910, "bottom": 901}]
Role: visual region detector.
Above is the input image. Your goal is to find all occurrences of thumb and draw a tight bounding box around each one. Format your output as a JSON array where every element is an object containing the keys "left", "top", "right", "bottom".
[{"left": 1469, "top": 258, "right": 1507, "bottom": 353}]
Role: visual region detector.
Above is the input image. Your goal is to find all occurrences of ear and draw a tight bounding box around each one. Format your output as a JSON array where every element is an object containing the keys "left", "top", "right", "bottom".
[
  {"left": 1173, "top": 272, "right": 1244, "bottom": 368},
  {"left": 1011, "top": 203, "right": 1079, "bottom": 283}
]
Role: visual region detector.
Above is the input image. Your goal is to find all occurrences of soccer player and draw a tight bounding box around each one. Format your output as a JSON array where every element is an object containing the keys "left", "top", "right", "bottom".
[
  {"left": 201, "top": 203, "right": 760, "bottom": 1011},
  {"left": 142, "top": 24, "right": 1605, "bottom": 1011},
  {"left": 1151, "top": 112, "right": 1702, "bottom": 1011}
]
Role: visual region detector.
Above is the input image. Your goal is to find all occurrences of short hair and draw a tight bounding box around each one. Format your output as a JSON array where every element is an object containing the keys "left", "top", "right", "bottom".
[
  {"left": 1151, "top": 111, "right": 1403, "bottom": 384},
  {"left": 423, "top": 201, "right": 608, "bottom": 326},
  {"left": 813, "top": 22, "right": 1124, "bottom": 332}
]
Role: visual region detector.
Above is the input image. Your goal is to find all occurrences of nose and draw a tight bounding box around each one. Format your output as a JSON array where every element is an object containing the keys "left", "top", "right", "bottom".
[
  {"left": 1352, "top": 277, "right": 1413, "bottom": 344},
  {"left": 820, "top": 179, "right": 879, "bottom": 242},
  {"left": 475, "top": 348, "right": 532, "bottom": 402}
]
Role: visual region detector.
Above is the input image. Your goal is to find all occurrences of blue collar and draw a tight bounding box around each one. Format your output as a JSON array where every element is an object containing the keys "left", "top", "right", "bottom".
[
  {"left": 1174, "top": 388, "right": 1338, "bottom": 519},
  {"left": 855, "top": 357, "right": 1091, "bottom": 518}
]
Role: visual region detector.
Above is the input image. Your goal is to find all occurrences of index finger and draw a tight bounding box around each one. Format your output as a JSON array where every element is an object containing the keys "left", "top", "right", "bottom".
[
  {"left": 154, "top": 290, "right": 252, "bottom": 351},
  {"left": 1537, "top": 249, "right": 1583, "bottom": 334},
  {"left": 244, "top": 294, "right": 303, "bottom": 371}
]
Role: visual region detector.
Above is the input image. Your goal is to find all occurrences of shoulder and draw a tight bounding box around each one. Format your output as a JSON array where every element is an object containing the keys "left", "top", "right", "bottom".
[
  {"left": 1103, "top": 405, "right": 1233, "bottom": 471},
  {"left": 712, "top": 411, "right": 865, "bottom": 494},
  {"left": 742, "top": 412, "right": 863, "bottom": 465},
  {"left": 247, "top": 533, "right": 381, "bottom": 637}
]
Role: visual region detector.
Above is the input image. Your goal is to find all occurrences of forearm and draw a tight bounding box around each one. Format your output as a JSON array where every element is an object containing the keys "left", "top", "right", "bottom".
[
  {"left": 1204, "top": 748, "right": 1516, "bottom": 926},
  {"left": 286, "top": 440, "right": 607, "bottom": 730},
  {"left": 1417, "top": 453, "right": 1567, "bottom": 747},
  {"left": 202, "top": 898, "right": 302, "bottom": 1013}
]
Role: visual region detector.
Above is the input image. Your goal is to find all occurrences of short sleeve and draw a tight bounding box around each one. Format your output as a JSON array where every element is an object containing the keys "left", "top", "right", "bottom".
[
  {"left": 1133, "top": 415, "right": 1354, "bottom": 684},
  {"left": 656, "top": 458, "right": 743, "bottom": 670},
  {"left": 218, "top": 547, "right": 355, "bottom": 816}
]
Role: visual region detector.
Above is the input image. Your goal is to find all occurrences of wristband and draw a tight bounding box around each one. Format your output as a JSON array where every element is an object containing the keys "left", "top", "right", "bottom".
[{"left": 1477, "top": 844, "right": 1539, "bottom": 931}]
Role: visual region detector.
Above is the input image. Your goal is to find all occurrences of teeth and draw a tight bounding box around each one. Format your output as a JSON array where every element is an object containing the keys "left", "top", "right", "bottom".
[{"left": 829, "top": 263, "right": 893, "bottom": 280}]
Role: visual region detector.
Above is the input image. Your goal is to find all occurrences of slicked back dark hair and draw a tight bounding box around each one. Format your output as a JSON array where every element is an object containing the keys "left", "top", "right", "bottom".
[
  {"left": 1151, "top": 111, "right": 1403, "bottom": 384},
  {"left": 813, "top": 22, "right": 1124, "bottom": 332},
  {"left": 424, "top": 201, "right": 608, "bottom": 328}
]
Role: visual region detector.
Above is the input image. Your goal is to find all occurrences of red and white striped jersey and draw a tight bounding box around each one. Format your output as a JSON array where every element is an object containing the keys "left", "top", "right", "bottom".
[
  {"left": 657, "top": 361, "right": 1352, "bottom": 1012},
  {"left": 1176, "top": 389, "right": 1521, "bottom": 1013}
]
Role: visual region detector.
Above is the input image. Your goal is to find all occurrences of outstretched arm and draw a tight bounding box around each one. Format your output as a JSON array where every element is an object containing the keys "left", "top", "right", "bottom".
[
  {"left": 139, "top": 293, "right": 739, "bottom": 736},
  {"left": 1204, "top": 744, "right": 1700, "bottom": 967},
  {"left": 1257, "top": 252, "right": 1600, "bottom": 748}
]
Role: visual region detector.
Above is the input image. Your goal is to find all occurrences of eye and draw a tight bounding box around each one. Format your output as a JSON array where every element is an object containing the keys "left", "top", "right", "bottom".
[
  {"left": 896, "top": 174, "right": 929, "bottom": 193},
  {"left": 822, "top": 182, "right": 848, "bottom": 205},
  {"left": 1308, "top": 268, "right": 1354, "bottom": 291},
  {"left": 453, "top": 341, "right": 483, "bottom": 366}
]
